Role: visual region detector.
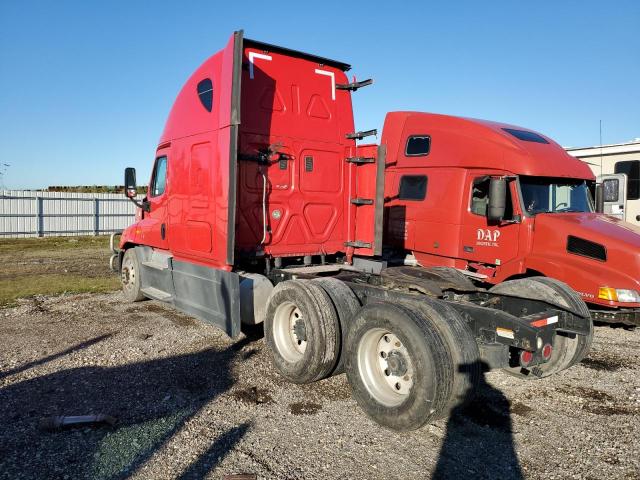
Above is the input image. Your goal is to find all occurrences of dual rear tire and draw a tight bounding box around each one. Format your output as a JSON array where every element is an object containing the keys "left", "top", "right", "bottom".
[
  {"left": 264, "top": 279, "right": 479, "bottom": 431},
  {"left": 344, "top": 300, "right": 480, "bottom": 430},
  {"left": 264, "top": 280, "right": 342, "bottom": 383}
]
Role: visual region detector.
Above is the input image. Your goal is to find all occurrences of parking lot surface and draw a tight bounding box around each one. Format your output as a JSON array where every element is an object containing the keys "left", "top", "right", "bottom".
[{"left": 1, "top": 291, "right": 638, "bottom": 479}]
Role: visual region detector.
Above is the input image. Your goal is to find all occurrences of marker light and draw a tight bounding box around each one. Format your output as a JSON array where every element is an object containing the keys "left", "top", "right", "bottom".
[
  {"left": 598, "top": 287, "right": 617, "bottom": 301},
  {"left": 598, "top": 287, "right": 640, "bottom": 303}
]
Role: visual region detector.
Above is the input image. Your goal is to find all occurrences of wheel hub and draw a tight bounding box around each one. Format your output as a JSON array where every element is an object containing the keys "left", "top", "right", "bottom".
[
  {"left": 121, "top": 261, "right": 134, "bottom": 288},
  {"left": 385, "top": 350, "right": 408, "bottom": 377},
  {"left": 292, "top": 318, "right": 307, "bottom": 342}
]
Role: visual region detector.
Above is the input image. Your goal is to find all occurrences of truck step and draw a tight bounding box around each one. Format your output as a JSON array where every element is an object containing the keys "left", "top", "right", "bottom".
[
  {"left": 336, "top": 78, "right": 373, "bottom": 91},
  {"left": 346, "top": 156, "right": 375, "bottom": 164},
  {"left": 141, "top": 260, "right": 169, "bottom": 271},
  {"left": 457, "top": 269, "right": 488, "bottom": 280},
  {"left": 279, "top": 264, "right": 358, "bottom": 275},
  {"left": 346, "top": 129, "right": 377, "bottom": 140},
  {"left": 351, "top": 198, "right": 374, "bottom": 206},
  {"left": 345, "top": 240, "right": 372, "bottom": 249},
  {"left": 141, "top": 287, "right": 173, "bottom": 301}
]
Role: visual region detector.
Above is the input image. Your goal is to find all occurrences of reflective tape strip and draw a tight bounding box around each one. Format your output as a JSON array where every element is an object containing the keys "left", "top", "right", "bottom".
[
  {"left": 530, "top": 315, "right": 559, "bottom": 328},
  {"left": 248, "top": 52, "right": 272, "bottom": 79},
  {"left": 496, "top": 327, "right": 514, "bottom": 339}
]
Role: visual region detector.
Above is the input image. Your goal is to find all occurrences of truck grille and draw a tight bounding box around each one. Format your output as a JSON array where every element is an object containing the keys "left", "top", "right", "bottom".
[{"left": 567, "top": 236, "right": 607, "bottom": 262}]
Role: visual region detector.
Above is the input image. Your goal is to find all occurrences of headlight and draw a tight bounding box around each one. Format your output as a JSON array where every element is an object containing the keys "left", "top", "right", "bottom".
[
  {"left": 598, "top": 287, "right": 640, "bottom": 303},
  {"left": 617, "top": 289, "right": 640, "bottom": 303}
]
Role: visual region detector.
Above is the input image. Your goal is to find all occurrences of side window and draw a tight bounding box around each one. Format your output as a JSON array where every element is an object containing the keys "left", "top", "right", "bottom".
[
  {"left": 614, "top": 160, "right": 640, "bottom": 200},
  {"left": 399, "top": 175, "right": 427, "bottom": 200},
  {"left": 150, "top": 156, "right": 168, "bottom": 197},
  {"left": 471, "top": 176, "right": 514, "bottom": 218},
  {"left": 471, "top": 177, "right": 490, "bottom": 215},
  {"left": 405, "top": 135, "right": 431, "bottom": 156},
  {"left": 197, "top": 78, "right": 214, "bottom": 112}
]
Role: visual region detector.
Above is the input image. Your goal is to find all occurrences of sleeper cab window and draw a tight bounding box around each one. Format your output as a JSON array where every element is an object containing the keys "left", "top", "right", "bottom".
[
  {"left": 405, "top": 135, "right": 431, "bottom": 156},
  {"left": 150, "top": 156, "right": 168, "bottom": 197},
  {"left": 399, "top": 175, "right": 427, "bottom": 201},
  {"left": 197, "top": 78, "right": 214, "bottom": 112}
]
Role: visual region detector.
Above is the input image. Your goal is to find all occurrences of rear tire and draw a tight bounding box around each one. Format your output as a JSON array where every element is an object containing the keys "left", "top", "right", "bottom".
[
  {"left": 121, "top": 248, "right": 145, "bottom": 302},
  {"left": 400, "top": 299, "right": 481, "bottom": 417},
  {"left": 264, "top": 280, "right": 340, "bottom": 383},
  {"left": 490, "top": 276, "right": 593, "bottom": 378},
  {"left": 311, "top": 278, "right": 361, "bottom": 375},
  {"left": 345, "top": 302, "right": 454, "bottom": 431}
]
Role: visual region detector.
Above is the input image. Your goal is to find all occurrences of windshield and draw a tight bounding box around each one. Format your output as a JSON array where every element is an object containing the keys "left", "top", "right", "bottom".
[{"left": 519, "top": 176, "right": 594, "bottom": 215}]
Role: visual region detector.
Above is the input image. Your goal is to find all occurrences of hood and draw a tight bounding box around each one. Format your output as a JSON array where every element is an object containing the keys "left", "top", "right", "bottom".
[
  {"left": 534, "top": 213, "right": 640, "bottom": 251},
  {"left": 528, "top": 213, "right": 640, "bottom": 306}
]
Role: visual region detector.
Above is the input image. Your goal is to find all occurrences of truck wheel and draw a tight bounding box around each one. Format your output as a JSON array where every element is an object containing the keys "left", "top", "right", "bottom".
[
  {"left": 345, "top": 302, "right": 453, "bottom": 431},
  {"left": 311, "top": 278, "right": 361, "bottom": 375},
  {"left": 264, "top": 280, "right": 340, "bottom": 383},
  {"left": 400, "top": 299, "right": 480, "bottom": 417},
  {"left": 528, "top": 277, "right": 593, "bottom": 367},
  {"left": 121, "top": 248, "right": 146, "bottom": 302},
  {"left": 490, "top": 276, "right": 593, "bottom": 378}
]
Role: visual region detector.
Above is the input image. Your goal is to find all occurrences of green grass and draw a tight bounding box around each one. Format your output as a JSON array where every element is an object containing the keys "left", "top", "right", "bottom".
[
  {"left": 0, "top": 235, "right": 111, "bottom": 253},
  {"left": 0, "top": 236, "right": 120, "bottom": 307},
  {"left": 0, "top": 274, "right": 120, "bottom": 307}
]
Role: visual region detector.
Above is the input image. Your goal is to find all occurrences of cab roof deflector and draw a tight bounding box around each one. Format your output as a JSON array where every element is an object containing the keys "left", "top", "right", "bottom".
[{"left": 244, "top": 37, "right": 351, "bottom": 72}]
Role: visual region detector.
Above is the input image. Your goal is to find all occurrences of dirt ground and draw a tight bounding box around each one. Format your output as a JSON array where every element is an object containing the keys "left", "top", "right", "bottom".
[{"left": 0, "top": 288, "right": 638, "bottom": 480}]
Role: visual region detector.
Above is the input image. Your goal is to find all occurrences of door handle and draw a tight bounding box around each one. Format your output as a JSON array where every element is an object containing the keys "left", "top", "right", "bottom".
[{"left": 161, "top": 223, "right": 166, "bottom": 240}]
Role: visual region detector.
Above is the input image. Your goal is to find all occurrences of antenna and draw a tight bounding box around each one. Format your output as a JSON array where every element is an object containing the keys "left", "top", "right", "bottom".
[
  {"left": 599, "top": 120, "right": 603, "bottom": 177},
  {"left": 0, "top": 162, "right": 8, "bottom": 190}
]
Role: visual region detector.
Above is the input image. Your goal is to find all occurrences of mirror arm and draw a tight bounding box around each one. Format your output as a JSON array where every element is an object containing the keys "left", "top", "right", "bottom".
[{"left": 127, "top": 196, "right": 150, "bottom": 212}]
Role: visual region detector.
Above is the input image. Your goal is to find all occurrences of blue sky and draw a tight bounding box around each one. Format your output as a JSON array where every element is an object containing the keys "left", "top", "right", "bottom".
[{"left": 0, "top": 1, "right": 638, "bottom": 189}]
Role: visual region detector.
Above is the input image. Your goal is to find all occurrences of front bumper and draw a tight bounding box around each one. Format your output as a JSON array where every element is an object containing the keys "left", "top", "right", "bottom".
[
  {"left": 590, "top": 308, "right": 640, "bottom": 327},
  {"left": 109, "top": 231, "right": 122, "bottom": 272}
]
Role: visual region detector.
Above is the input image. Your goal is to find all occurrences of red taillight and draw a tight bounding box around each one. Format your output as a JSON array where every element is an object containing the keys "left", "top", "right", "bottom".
[
  {"left": 520, "top": 350, "right": 533, "bottom": 367},
  {"left": 542, "top": 344, "right": 553, "bottom": 360}
]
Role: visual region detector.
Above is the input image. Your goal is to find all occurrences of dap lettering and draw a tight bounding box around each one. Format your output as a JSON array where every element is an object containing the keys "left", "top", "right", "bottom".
[{"left": 476, "top": 228, "right": 501, "bottom": 246}]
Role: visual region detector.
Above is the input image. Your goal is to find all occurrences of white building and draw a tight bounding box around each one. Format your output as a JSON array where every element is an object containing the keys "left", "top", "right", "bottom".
[{"left": 566, "top": 140, "right": 640, "bottom": 226}]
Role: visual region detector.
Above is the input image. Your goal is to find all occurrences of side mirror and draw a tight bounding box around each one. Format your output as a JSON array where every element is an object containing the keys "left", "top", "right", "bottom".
[
  {"left": 123, "top": 167, "right": 150, "bottom": 212},
  {"left": 487, "top": 178, "right": 507, "bottom": 223},
  {"left": 124, "top": 168, "right": 137, "bottom": 199},
  {"left": 595, "top": 183, "right": 604, "bottom": 213}
]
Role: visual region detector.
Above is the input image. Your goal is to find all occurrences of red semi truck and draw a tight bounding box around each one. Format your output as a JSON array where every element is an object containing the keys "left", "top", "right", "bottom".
[
  {"left": 112, "top": 31, "right": 596, "bottom": 430},
  {"left": 382, "top": 113, "right": 640, "bottom": 327}
]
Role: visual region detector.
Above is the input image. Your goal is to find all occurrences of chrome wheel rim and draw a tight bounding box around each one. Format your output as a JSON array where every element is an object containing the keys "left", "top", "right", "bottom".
[
  {"left": 121, "top": 255, "right": 136, "bottom": 293},
  {"left": 357, "top": 328, "right": 414, "bottom": 407},
  {"left": 273, "top": 301, "right": 307, "bottom": 362}
]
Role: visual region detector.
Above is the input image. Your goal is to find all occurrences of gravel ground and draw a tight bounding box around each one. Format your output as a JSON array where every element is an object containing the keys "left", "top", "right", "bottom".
[{"left": 0, "top": 292, "right": 638, "bottom": 480}]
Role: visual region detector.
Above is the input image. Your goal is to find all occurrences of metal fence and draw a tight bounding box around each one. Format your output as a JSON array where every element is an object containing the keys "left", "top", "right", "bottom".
[{"left": 0, "top": 190, "right": 140, "bottom": 238}]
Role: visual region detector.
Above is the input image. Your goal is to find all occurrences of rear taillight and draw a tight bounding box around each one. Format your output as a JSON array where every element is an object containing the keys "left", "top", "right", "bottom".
[{"left": 520, "top": 350, "right": 533, "bottom": 367}]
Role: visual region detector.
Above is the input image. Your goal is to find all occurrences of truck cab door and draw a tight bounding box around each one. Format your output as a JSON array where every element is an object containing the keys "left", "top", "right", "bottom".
[
  {"left": 460, "top": 173, "right": 520, "bottom": 267},
  {"left": 140, "top": 151, "right": 170, "bottom": 250},
  {"left": 598, "top": 173, "right": 627, "bottom": 220}
]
